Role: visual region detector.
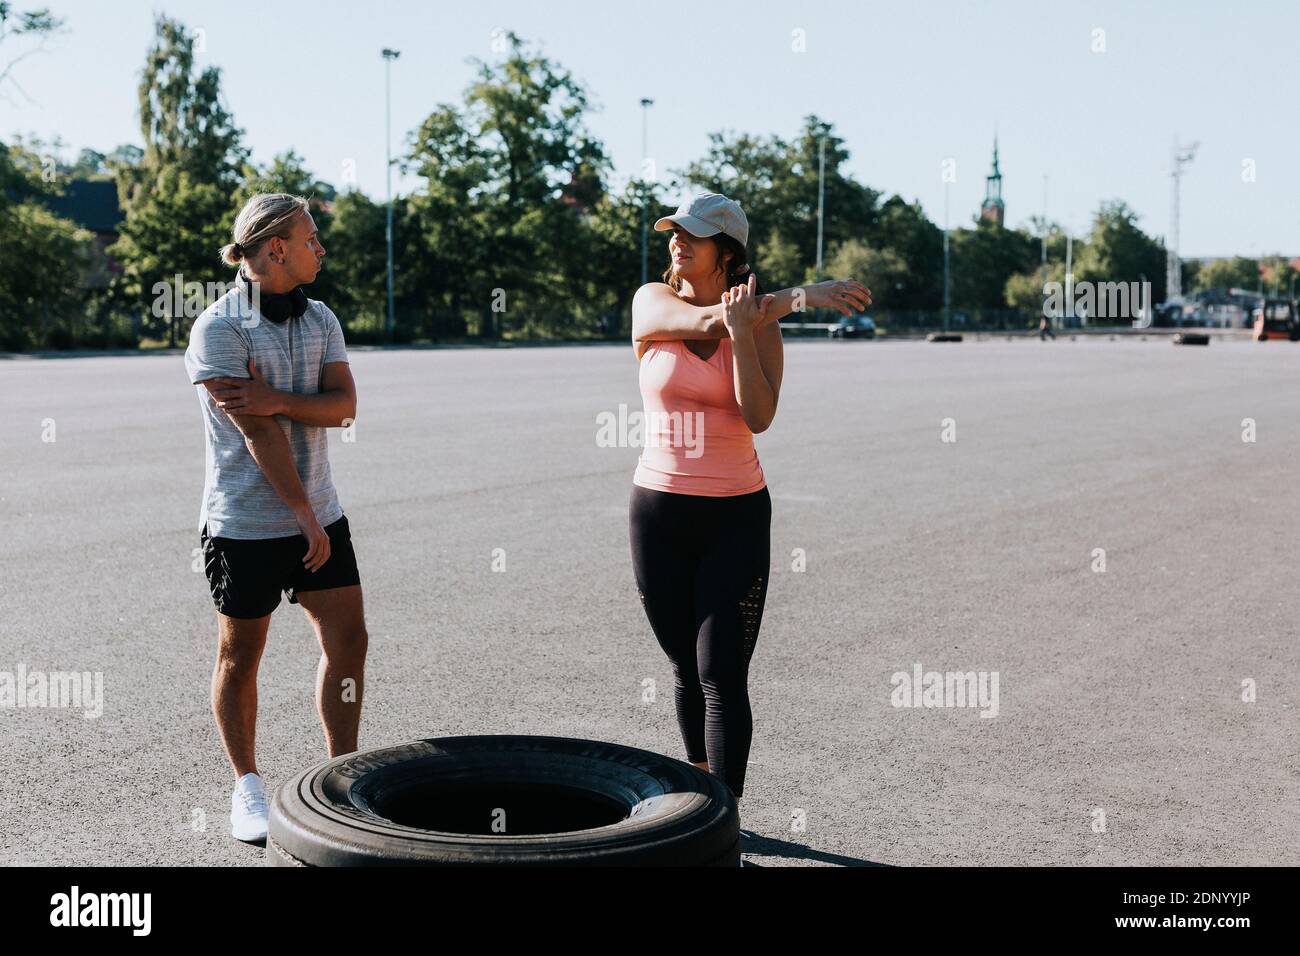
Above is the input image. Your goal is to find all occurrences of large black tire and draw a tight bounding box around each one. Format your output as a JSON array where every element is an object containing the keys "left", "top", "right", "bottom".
[{"left": 266, "top": 735, "right": 739, "bottom": 866}]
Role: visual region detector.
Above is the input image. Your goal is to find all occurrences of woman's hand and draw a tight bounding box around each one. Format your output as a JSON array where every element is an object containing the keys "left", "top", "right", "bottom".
[
  {"left": 803, "top": 278, "right": 872, "bottom": 316},
  {"left": 721, "top": 274, "right": 771, "bottom": 339}
]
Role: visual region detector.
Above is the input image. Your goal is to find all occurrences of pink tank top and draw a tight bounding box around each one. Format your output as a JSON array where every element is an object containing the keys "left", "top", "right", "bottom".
[{"left": 632, "top": 337, "right": 766, "bottom": 496}]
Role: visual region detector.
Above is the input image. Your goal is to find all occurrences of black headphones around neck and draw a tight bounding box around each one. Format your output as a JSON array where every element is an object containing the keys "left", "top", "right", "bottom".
[{"left": 237, "top": 268, "right": 308, "bottom": 324}]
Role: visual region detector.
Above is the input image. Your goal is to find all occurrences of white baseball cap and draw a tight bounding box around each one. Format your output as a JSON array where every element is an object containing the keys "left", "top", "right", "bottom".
[{"left": 654, "top": 192, "right": 749, "bottom": 247}]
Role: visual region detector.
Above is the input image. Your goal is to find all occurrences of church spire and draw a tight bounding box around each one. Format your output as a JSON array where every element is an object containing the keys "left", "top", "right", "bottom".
[{"left": 980, "top": 128, "right": 1005, "bottom": 227}]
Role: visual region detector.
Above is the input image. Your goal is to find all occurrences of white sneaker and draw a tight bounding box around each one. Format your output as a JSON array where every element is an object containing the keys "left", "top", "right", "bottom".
[{"left": 230, "top": 772, "right": 269, "bottom": 842}]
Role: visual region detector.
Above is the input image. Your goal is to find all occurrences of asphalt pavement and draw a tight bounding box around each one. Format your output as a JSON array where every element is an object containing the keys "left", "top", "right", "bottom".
[{"left": 1, "top": 334, "right": 1296, "bottom": 865}]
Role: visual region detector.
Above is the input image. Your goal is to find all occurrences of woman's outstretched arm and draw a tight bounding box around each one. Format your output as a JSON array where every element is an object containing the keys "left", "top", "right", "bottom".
[
  {"left": 633, "top": 278, "right": 870, "bottom": 339},
  {"left": 632, "top": 282, "right": 733, "bottom": 342},
  {"left": 632, "top": 277, "right": 870, "bottom": 362}
]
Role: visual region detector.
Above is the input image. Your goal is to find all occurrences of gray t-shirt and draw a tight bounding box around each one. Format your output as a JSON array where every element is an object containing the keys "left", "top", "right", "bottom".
[{"left": 183, "top": 286, "right": 349, "bottom": 539}]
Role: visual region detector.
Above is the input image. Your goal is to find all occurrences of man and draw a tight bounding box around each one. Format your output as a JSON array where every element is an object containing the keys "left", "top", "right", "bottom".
[{"left": 183, "top": 193, "right": 367, "bottom": 844}]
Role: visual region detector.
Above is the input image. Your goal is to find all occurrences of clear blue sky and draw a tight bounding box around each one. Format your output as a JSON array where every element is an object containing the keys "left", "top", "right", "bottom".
[{"left": 4, "top": 0, "right": 1296, "bottom": 257}]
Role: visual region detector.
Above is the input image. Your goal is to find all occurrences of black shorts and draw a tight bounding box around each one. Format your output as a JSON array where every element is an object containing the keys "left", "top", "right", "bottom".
[{"left": 200, "top": 514, "right": 361, "bottom": 619}]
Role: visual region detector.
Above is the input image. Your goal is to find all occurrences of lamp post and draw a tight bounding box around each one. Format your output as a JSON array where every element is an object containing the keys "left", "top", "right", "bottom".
[
  {"left": 816, "top": 135, "right": 826, "bottom": 282},
  {"left": 1065, "top": 219, "right": 1074, "bottom": 326},
  {"left": 1166, "top": 137, "right": 1198, "bottom": 301},
  {"left": 639, "top": 98, "right": 654, "bottom": 286},
  {"left": 382, "top": 47, "right": 400, "bottom": 342},
  {"left": 1040, "top": 175, "right": 1049, "bottom": 328},
  {"left": 942, "top": 178, "right": 950, "bottom": 332}
]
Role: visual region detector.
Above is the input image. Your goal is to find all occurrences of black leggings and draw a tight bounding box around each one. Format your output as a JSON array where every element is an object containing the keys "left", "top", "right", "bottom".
[{"left": 629, "top": 484, "right": 771, "bottom": 798}]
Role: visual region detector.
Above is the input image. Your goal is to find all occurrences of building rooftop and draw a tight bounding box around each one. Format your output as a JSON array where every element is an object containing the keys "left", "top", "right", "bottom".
[{"left": 38, "top": 179, "right": 124, "bottom": 234}]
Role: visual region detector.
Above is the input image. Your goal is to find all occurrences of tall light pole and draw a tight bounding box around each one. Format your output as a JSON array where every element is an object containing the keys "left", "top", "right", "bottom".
[
  {"left": 1040, "top": 175, "right": 1049, "bottom": 327},
  {"left": 382, "top": 48, "right": 400, "bottom": 342},
  {"left": 1040, "top": 174, "right": 1050, "bottom": 316},
  {"left": 815, "top": 135, "right": 826, "bottom": 281},
  {"left": 639, "top": 98, "right": 654, "bottom": 286},
  {"left": 1065, "top": 217, "right": 1074, "bottom": 326},
  {"left": 942, "top": 178, "right": 950, "bottom": 331},
  {"left": 1166, "top": 136, "right": 1198, "bottom": 301}
]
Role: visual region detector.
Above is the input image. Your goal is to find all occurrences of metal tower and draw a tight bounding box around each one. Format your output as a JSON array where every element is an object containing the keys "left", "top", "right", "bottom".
[{"left": 1166, "top": 137, "right": 1198, "bottom": 300}]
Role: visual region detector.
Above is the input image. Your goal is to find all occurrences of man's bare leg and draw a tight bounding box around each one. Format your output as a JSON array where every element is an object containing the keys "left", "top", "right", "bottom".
[
  {"left": 296, "top": 584, "right": 368, "bottom": 756},
  {"left": 212, "top": 611, "right": 272, "bottom": 780}
]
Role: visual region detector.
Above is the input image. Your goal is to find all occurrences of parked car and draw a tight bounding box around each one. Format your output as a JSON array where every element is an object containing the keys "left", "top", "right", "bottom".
[{"left": 829, "top": 315, "right": 877, "bottom": 339}]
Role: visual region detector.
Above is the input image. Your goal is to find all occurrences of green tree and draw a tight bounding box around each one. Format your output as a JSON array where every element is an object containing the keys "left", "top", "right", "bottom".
[
  {"left": 5, "top": 133, "right": 138, "bottom": 183},
  {"left": 755, "top": 228, "right": 808, "bottom": 292},
  {"left": 1001, "top": 218, "right": 1080, "bottom": 317},
  {"left": 1073, "top": 200, "right": 1167, "bottom": 304},
  {"left": 322, "top": 189, "right": 396, "bottom": 339},
  {"left": 1259, "top": 255, "right": 1299, "bottom": 298},
  {"left": 872, "top": 196, "right": 944, "bottom": 309},
  {"left": 239, "top": 149, "right": 336, "bottom": 202},
  {"left": 403, "top": 102, "right": 495, "bottom": 337},
  {"left": 582, "top": 186, "right": 647, "bottom": 335},
  {"left": 824, "top": 240, "right": 908, "bottom": 309},
  {"left": 1005, "top": 262, "right": 1067, "bottom": 313},
  {"left": 1001, "top": 202, "right": 1165, "bottom": 323},
  {"left": 108, "top": 14, "right": 248, "bottom": 346},
  {"left": 1023, "top": 215, "right": 1071, "bottom": 264},
  {"left": 1, "top": 135, "right": 56, "bottom": 195},
  {"left": 948, "top": 218, "right": 1039, "bottom": 309},
  {"left": 403, "top": 32, "right": 614, "bottom": 339},
  {"left": 1195, "top": 256, "right": 1261, "bottom": 293},
  {"left": 678, "top": 115, "right": 880, "bottom": 284},
  {"left": 0, "top": 140, "right": 94, "bottom": 348},
  {"left": 0, "top": 8, "right": 95, "bottom": 350}
]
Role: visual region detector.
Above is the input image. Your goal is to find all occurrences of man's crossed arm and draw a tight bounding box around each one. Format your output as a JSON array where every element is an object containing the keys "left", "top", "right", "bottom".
[
  {"left": 199, "top": 379, "right": 334, "bottom": 572},
  {"left": 207, "top": 359, "right": 357, "bottom": 427}
]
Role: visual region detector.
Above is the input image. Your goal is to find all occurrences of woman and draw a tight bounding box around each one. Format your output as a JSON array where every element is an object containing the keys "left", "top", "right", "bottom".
[{"left": 629, "top": 192, "right": 871, "bottom": 800}]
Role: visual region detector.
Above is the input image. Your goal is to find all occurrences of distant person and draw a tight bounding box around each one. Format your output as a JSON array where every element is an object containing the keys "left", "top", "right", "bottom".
[
  {"left": 183, "top": 193, "right": 367, "bottom": 844},
  {"left": 1039, "top": 316, "right": 1055, "bottom": 340},
  {"left": 628, "top": 192, "right": 870, "bottom": 805}
]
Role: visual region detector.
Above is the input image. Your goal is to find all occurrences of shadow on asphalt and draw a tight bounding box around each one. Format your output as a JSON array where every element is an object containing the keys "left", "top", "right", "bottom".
[
  {"left": 739, "top": 831, "right": 889, "bottom": 867},
  {"left": 235, "top": 834, "right": 885, "bottom": 867}
]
